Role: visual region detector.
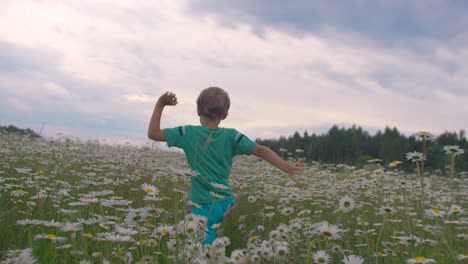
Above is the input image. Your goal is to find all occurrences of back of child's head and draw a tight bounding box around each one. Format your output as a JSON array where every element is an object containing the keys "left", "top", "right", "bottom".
[{"left": 197, "top": 87, "right": 230, "bottom": 120}]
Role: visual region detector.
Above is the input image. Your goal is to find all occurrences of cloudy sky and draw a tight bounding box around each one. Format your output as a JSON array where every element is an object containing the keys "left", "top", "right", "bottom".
[{"left": 1, "top": 0, "right": 467, "bottom": 145}]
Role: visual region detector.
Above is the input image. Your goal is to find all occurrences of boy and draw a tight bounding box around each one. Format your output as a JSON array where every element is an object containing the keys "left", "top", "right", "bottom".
[{"left": 148, "top": 87, "right": 304, "bottom": 244}]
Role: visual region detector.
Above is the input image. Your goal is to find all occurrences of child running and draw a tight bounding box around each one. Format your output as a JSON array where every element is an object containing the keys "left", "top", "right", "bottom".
[{"left": 148, "top": 87, "right": 305, "bottom": 244}]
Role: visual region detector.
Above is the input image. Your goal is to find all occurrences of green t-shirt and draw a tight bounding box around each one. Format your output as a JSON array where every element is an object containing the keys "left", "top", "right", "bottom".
[{"left": 164, "top": 125, "right": 256, "bottom": 204}]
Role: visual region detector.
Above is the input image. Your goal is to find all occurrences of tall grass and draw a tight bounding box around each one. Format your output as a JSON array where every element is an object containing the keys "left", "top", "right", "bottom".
[{"left": 0, "top": 133, "right": 466, "bottom": 263}]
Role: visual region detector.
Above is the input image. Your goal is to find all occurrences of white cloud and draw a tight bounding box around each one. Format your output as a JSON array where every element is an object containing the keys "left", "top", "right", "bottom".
[
  {"left": 0, "top": 0, "right": 467, "bottom": 141},
  {"left": 124, "top": 94, "right": 154, "bottom": 103},
  {"left": 43, "top": 82, "right": 75, "bottom": 98},
  {"left": 4, "top": 96, "right": 31, "bottom": 113}
]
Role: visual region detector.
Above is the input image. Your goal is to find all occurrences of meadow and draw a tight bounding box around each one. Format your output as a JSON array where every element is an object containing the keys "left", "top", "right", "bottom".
[{"left": 0, "top": 133, "right": 466, "bottom": 263}]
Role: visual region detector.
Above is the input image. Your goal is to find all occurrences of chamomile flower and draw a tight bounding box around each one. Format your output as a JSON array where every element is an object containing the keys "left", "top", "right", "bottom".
[
  {"left": 343, "top": 254, "right": 365, "bottom": 264},
  {"left": 3, "top": 248, "right": 38, "bottom": 264},
  {"left": 274, "top": 243, "right": 290, "bottom": 259},
  {"left": 229, "top": 249, "right": 246, "bottom": 263},
  {"left": 209, "top": 191, "right": 225, "bottom": 199},
  {"left": 443, "top": 145, "right": 464, "bottom": 156},
  {"left": 379, "top": 205, "right": 396, "bottom": 214},
  {"left": 414, "top": 131, "right": 435, "bottom": 141},
  {"left": 339, "top": 196, "right": 355, "bottom": 212},
  {"left": 258, "top": 240, "right": 274, "bottom": 260},
  {"left": 280, "top": 207, "right": 295, "bottom": 216},
  {"left": 187, "top": 200, "right": 202, "bottom": 209},
  {"left": 183, "top": 221, "right": 198, "bottom": 235},
  {"left": 98, "top": 233, "right": 132, "bottom": 242},
  {"left": 141, "top": 183, "right": 158, "bottom": 196},
  {"left": 116, "top": 226, "right": 138, "bottom": 236},
  {"left": 367, "top": 158, "right": 382, "bottom": 163},
  {"left": 388, "top": 160, "right": 402, "bottom": 167},
  {"left": 312, "top": 250, "right": 331, "bottom": 263},
  {"left": 210, "top": 182, "right": 229, "bottom": 190},
  {"left": 60, "top": 222, "right": 82, "bottom": 232},
  {"left": 248, "top": 195, "right": 258, "bottom": 203},
  {"left": 425, "top": 208, "right": 445, "bottom": 218},
  {"left": 449, "top": 204, "right": 462, "bottom": 215},
  {"left": 269, "top": 230, "right": 281, "bottom": 240},
  {"left": 34, "top": 233, "right": 67, "bottom": 242},
  {"left": 213, "top": 236, "right": 230, "bottom": 248},
  {"left": 406, "top": 152, "right": 426, "bottom": 162},
  {"left": 314, "top": 221, "right": 343, "bottom": 240},
  {"left": 406, "top": 256, "right": 436, "bottom": 263}
]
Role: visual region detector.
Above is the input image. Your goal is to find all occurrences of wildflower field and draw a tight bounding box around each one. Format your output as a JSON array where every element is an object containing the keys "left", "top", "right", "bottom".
[{"left": 0, "top": 133, "right": 466, "bottom": 263}]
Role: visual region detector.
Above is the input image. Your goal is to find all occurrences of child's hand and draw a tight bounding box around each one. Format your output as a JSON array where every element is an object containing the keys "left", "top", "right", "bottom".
[
  {"left": 157, "top": 91, "right": 178, "bottom": 107},
  {"left": 287, "top": 158, "right": 305, "bottom": 183}
]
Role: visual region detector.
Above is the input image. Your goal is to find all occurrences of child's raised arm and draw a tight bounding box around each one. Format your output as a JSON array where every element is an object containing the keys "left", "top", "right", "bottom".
[
  {"left": 148, "top": 91, "right": 178, "bottom": 141},
  {"left": 252, "top": 144, "right": 305, "bottom": 182}
]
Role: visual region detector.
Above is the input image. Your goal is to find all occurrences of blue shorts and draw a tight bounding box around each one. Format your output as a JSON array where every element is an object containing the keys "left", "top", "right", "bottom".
[{"left": 191, "top": 197, "right": 235, "bottom": 245}]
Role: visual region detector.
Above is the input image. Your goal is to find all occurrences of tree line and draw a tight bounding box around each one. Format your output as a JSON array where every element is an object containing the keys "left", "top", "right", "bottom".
[
  {"left": 0, "top": 124, "right": 40, "bottom": 138},
  {"left": 255, "top": 125, "right": 468, "bottom": 174}
]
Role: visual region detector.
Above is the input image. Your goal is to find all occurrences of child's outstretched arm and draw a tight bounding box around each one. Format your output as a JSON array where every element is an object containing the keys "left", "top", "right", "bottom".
[
  {"left": 252, "top": 144, "right": 305, "bottom": 182},
  {"left": 148, "top": 91, "right": 178, "bottom": 141}
]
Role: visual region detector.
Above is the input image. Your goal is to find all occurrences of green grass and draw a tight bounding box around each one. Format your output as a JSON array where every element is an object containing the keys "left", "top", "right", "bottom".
[{"left": 0, "top": 133, "right": 467, "bottom": 263}]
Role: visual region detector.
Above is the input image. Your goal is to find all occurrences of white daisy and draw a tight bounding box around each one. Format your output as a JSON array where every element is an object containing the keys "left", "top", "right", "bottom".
[
  {"left": 34, "top": 233, "right": 67, "bottom": 242},
  {"left": 339, "top": 196, "right": 355, "bottom": 212},
  {"left": 280, "top": 207, "right": 295, "bottom": 216},
  {"left": 424, "top": 208, "right": 445, "bottom": 218},
  {"left": 314, "top": 221, "right": 343, "bottom": 240},
  {"left": 248, "top": 195, "right": 258, "bottom": 203},
  {"left": 343, "top": 254, "right": 365, "bottom": 264},
  {"left": 414, "top": 131, "right": 435, "bottom": 141},
  {"left": 210, "top": 182, "right": 229, "bottom": 190},
  {"left": 313, "top": 250, "right": 331, "bottom": 263},
  {"left": 60, "top": 222, "right": 82, "bottom": 232},
  {"left": 406, "top": 152, "right": 426, "bottom": 162},
  {"left": 209, "top": 191, "right": 225, "bottom": 199},
  {"left": 98, "top": 233, "right": 132, "bottom": 242},
  {"left": 187, "top": 200, "right": 202, "bottom": 209},
  {"left": 388, "top": 160, "right": 402, "bottom": 167},
  {"left": 116, "top": 226, "right": 138, "bottom": 236},
  {"left": 443, "top": 145, "right": 464, "bottom": 156},
  {"left": 141, "top": 183, "right": 159, "bottom": 196},
  {"left": 448, "top": 204, "right": 462, "bottom": 215},
  {"left": 3, "top": 248, "right": 38, "bottom": 264},
  {"left": 406, "top": 256, "right": 436, "bottom": 264},
  {"left": 379, "top": 206, "right": 396, "bottom": 215},
  {"left": 229, "top": 249, "right": 246, "bottom": 263},
  {"left": 274, "top": 244, "right": 290, "bottom": 259}
]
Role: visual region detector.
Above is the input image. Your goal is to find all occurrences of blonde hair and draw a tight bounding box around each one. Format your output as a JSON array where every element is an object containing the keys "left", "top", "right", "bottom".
[{"left": 197, "top": 87, "right": 230, "bottom": 120}]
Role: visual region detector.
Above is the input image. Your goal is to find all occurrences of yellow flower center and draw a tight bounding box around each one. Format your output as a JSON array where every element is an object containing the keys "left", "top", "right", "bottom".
[
  {"left": 432, "top": 209, "right": 440, "bottom": 214},
  {"left": 415, "top": 256, "right": 426, "bottom": 261},
  {"left": 47, "top": 234, "right": 56, "bottom": 239},
  {"left": 146, "top": 188, "right": 154, "bottom": 194},
  {"left": 85, "top": 233, "right": 93, "bottom": 237},
  {"left": 161, "top": 228, "right": 168, "bottom": 233}
]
